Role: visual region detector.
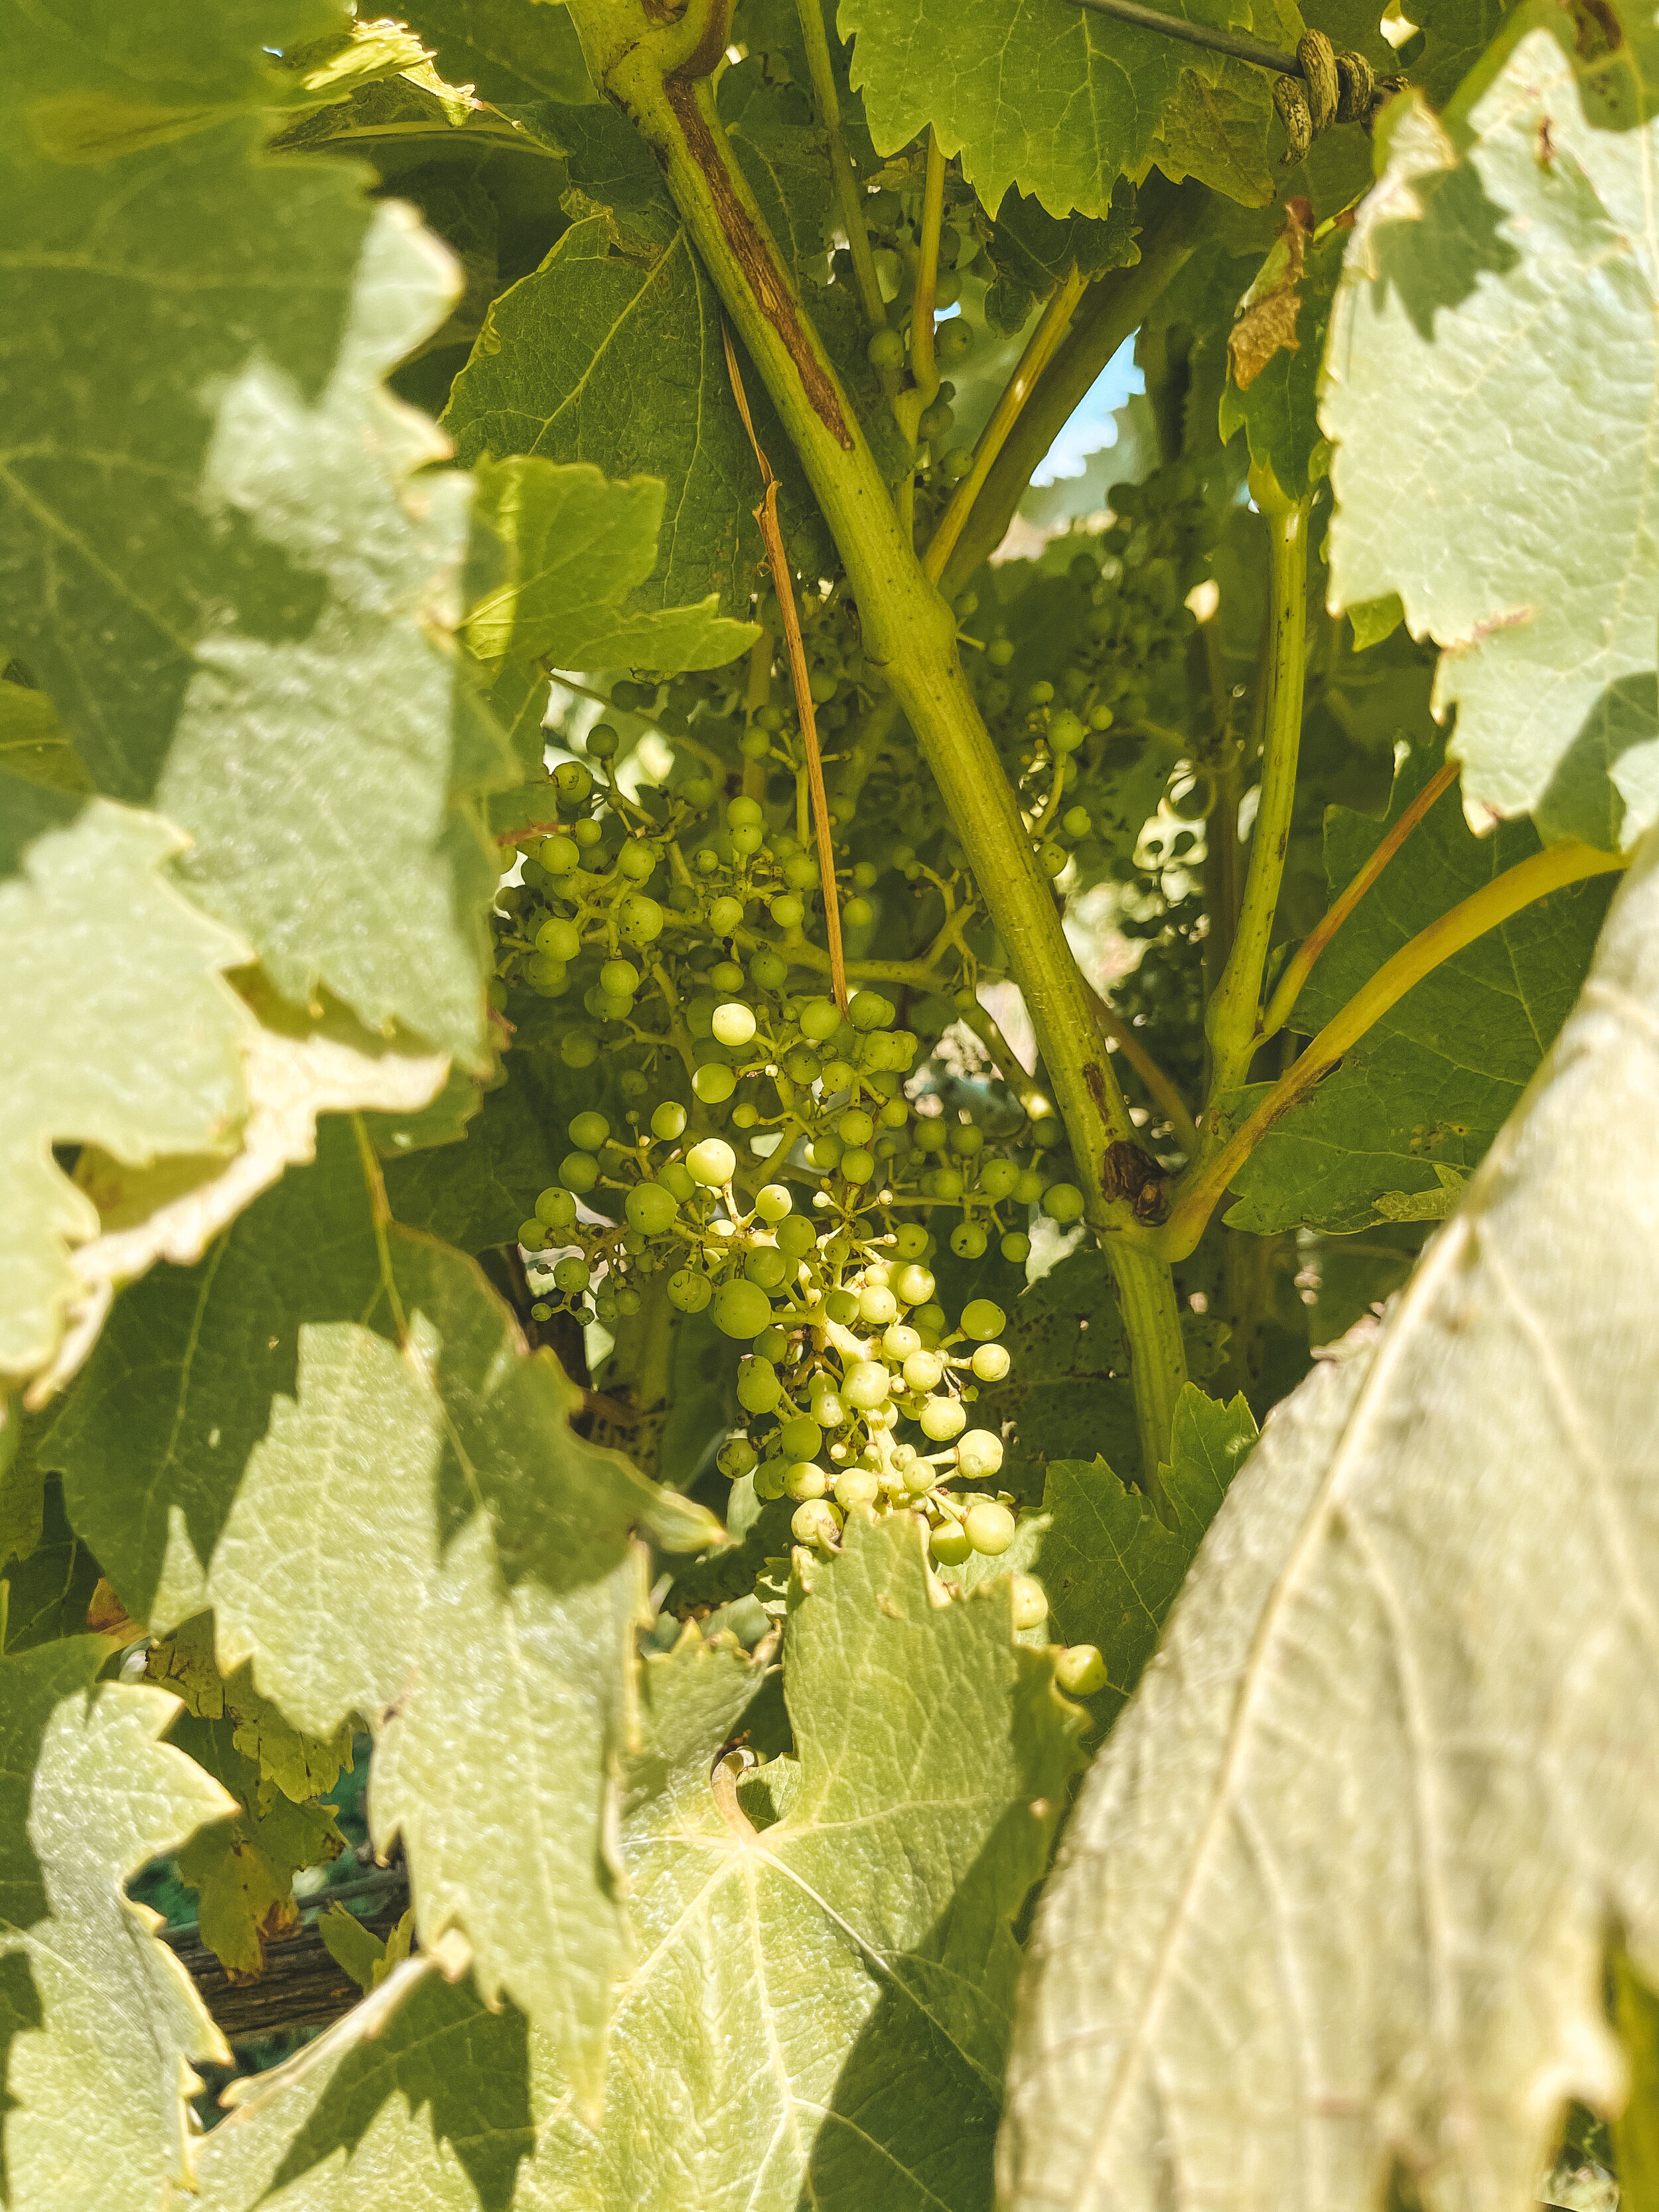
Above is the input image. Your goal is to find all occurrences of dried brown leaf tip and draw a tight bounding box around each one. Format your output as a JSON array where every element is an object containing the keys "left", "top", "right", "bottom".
[{"left": 1227, "top": 199, "right": 1311, "bottom": 392}]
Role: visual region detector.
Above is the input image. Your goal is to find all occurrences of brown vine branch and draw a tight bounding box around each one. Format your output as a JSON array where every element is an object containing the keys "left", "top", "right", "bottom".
[{"left": 720, "top": 322, "right": 848, "bottom": 1011}]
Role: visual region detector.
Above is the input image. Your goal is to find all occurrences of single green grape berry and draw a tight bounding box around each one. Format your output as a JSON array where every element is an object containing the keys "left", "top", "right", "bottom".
[
  {"left": 950, "top": 1222, "right": 987, "bottom": 1259},
  {"left": 739, "top": 725, "right": 772, "bottom": 761},
  {"left": 1009, "top": 1573, "right": 1048, "bottom": 1631},
  {"left": 737, "top": 1357, "right": 782, "bottom": 1412},
  {"left": 936, "top": 319, "right": 974, "bottom": 366},
  {"left": 902, "top": 1349, "right": 944, "bottom": 1393},
  {"left": 680, "top": 774, "right": 715, "bottom": 807},
  {"left": 956, "top": 1429, "right": 1005, "bottom": 1482},
  {"left": 1043, "top": 1183, "right": 1086, "bottom": 1224},
  {"left": 711, "top": 960, "right": 746, "bottom": 992},
  {"left": 569, "top": 1111, "right": 610, "bottom": 1152},
  {"left": 796, "top": 997, "right": 840, "bottom": 1043},
  {"left": 535, "top": 1186, "right": 578, "bottom": 1230},
  {"left": 999, "top": 1231, "right": 1031, "bottom": 1266},
  {"left": 918, "top": 397, "right": 955, "bottom": 443},
  {"left": 708, "top": 895, "right": 745, "bottom": 936},
  {"left": 948, "top": 1122, "right": 985, "bottom": 1157},
  {"left": 847, "top": 988, "right": 893, "bottom": 1031},
  {"left": 559, "top": 1151, "right": 599, "bottom": 1194},
  {"left": 626, "top": 1182, "right": 679, "bottom": 1236},
  {"left": 553, "top": 1255, "right": 591, "bottom": 1295},
  {"left": 837, "top": 1108, "right": 875, "bottom": 1147},
  {"left": 530, "top": 1300, "right": 553, "bottom": 1321},
  {"left": 825, "top": 1288, "right": 860, "bottom": 1327},
  {"left": 770, "top": 893, "right": 805, "bottom": 929},
  {"left": 715, "top": 1278, "right": 774, "bottom": 1340},
  {"left": 755, "top": 1183, "right": 792, "bottom": 1222},
  {"left": 841, "top": 1147, "right": 876, "bottom": 1185},
  {"left": 960, "top": 1298, "right": 1006, "bottom": 1341},
  {"left": 775, "top": 1217, "right": 816, "bottom": 1260},
  {"left": 894, "top": 1262, "right": 936, "bottom": 1307},
  {"left": 852, "top": 861, "right": 879, "bottom": 891},
  {"left": 1013, "top": 1169, "right": 1045, "bottom": 1205},
  {"left": 618, "top": 841, "right": 657, "bottom": 883},
  {"left": 668, "top": 1268, "right": 712, "bottom": 1313},
  {"left": 659, "top": 1161, "right": 696, "bottom": 1203},
  {"left": 786, "top": 1460, "right": 828, "bottom": 1501},
  {"left": 808, "top": 1132, "right": 843, "bottom": 1173},
  {"left": 877, "top": 1098, "right": 910, "bottom": 1131},
  {"left": 754, "top": 1323, "right": 790, "bottom": 1363},
  {"left": 693, "top": 1063, "right": 736, "bottom": 1105},
  {"left": 587, "top": 722, "right": 620, "bottom": 760},
  {"left": 911, "top": 1301, "right": 948, "bottom": 1338},
  {"left": 1048, "top": 708, "right": 1086, "bottom": 754},
  {"left": 986, "top": 636, "right": 1015, "bottom": 670},
  {"left": 1040, "top": 844, "right": 1068, "bottom": 879},
  {"left": 1062, "top": 806, "right": 1093, "bottom": 840},
  {"left": 867, "top": 325, "right": 904, "bottom": 369},
  {"left": 843, "top": 1360, "right": 891, "bottom": 1411},
  {"left": 920, "top": 1396, "right": 966, "bottom": 1442},
  {"left": 972, "top": 1342, "right": 1012, "bottom": 1383},
  {"left": 687, "top": 1138, "right": 737, "bottom": 1187},
  {"left": 883, "top": 1323, "right": 921, "bottom": 1362},
  {"left": 859, "top": 1284, "right": 898, "bottom": 1327},
  {"left": 841, "top": 895, "right": 874, "bottom": 930},
  {"left": 728, "top": 796, "right": 764, "bottom": 830},
  {"left": 614, "top": 1286, "right": 642, "bottom": 1317},
  {"left": 792, "top": 1497, "right": 843, "bottom": 1548},
  {"left": 713, "top": 1002, "right": 757, "bottom": 1048},
  {"left": 784, "top": 1043, "right": 822, "bottom": 1084},
  {"left": 537, "top": 917, "right": 581, "bottom": 962},
  {"left": 717, "top": 1436, "right": 758, "bottom": 1479},
  {"left": 930, "top": 1517, "right": 972, "bottom": 1566},
  {"left": 731, "top": 824, "right": 765, "bottom": 857},
  {"left": 750, "top": 949, "right": 788, "bottom": 992},
  {"left": 890, "top": 1224, "right": 930, "bottom": 1262},
  {"left": 571, "top": 818, "right": 603, "bottom": 849},
  {"left": 835, "top": 1467, "right": 880, "bottom": 1511},
  {"left": 1025, "top": 680, "right": 1056, "bottom": 708},
  {"left": 599, "top": 958, "right": 638, "bottom": 1000},
  {"left": 652, "top": 1101, "right": 687, "bottom": 1142},
  {"left": 518, "top": 1218, "right": 549, "bottom": 1251},
  {"left": 754, "top": 1457, "right": 787, "bottom": 1500},
  {"left": 928, "top": 1167, "right": 965, "bottom": 1202},
  {"left": 732, "top": 1104, "right": 759, "bottom": 1130},
  {"left": 1055, "top": 1644, "right": 1108, "bottom": 1696},
  {"left": 745, "top": 1247, "right": 790, "bottom": 1291},
  {"left": 977, "top": 1158, "right": 1019, "bottom": 1200},
  {"left": 621, "top": 893, "right": 664, "bottom": 944},
  {"left": 553, "top": 761, "right": 593, "bottom": 804},
  {"left": 540, "top": 834, "right": 581, "bottom": 873},
  {"left": 964, "top": 1499, "right": 1015, "bottom": 1556},
  {"left": 778, "top": 1414, "right": 823, "bottom": 1461},
  {"left": 902, "top": 1459, "right": 937, "bottom": 1497},
  {"left": 693, "top": 848, "right": 720, "bottom": 877}
]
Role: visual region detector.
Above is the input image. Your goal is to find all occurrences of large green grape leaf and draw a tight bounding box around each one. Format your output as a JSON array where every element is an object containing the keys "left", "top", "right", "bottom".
[
  {"left": 1036, "top": 1384, "right": 1256, "bottom": 1725},
  {"left": 839, "top": 0, "right": 1303, "bottom": 219},
  {"left": 1, "top": 1478, "right": 102, "bottom": 1657},
  {"left": 466, "top": 457, "right": 757, "bottom": 674},
  {"left": 1324, "top": 31, "right": 1659, "bottom": 848},
  {"left": 0, "top": 1641, "right": 234, "bottom": 2212},
  {"left": 0, "top": 784, "right": 252, "bottom": 1390},
  {"left": 1000, "top": 831, "right": 1659, "bottom": 2212},
  {"left": 186, "top": 1518, "right": 1082, "bottom": 2212},
  {"left": 0, "top": 0, "right": 512, "bottom": 1063},
  {"left": 395, "top": 0, "right": 597, "bottom": 106},
  {"left": 42, "top": 1118, "right": 723, "bottom": 2099},
  {"left": 1224, "top": 747, "right": 1615, "bottom": 1233}
]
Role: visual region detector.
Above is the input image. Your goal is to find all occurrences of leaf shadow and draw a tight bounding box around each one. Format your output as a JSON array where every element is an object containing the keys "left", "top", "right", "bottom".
[{"left": 1364, "top": 160, "right": 1519, "bottom": 342}]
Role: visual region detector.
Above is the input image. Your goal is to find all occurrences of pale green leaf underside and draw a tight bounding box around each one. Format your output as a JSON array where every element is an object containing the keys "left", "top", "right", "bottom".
[
  {"left": 0, "top": 0, "right": 510, "bottom": 1061},
  {"left": 0, "top": 788, "right": 252, "bottom": 1387},
  {"left": 1226, "top": 749, "right": 1613, "bottom": 1233},
  {"left": 0, "top": 1642, "right": 233, "bottom": 2212},
  {"left": 1325, "top": 32, "right": 1659, "bottom": 847},
  {"left": 44, "top": 1120, "right": 721, "bottom": 2100},
  {"left": 1001, "top": 829, "right": 1659, "bottom": 2211},
  {"left": 839, "top": 0, "right": 1301, "bottom": 220},
  {"left": 467, "top": 456, "right": 758, "bottom": 674}
]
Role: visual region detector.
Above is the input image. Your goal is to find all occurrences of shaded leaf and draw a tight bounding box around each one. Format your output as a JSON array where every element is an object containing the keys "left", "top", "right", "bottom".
[
  {"left": 1220, "top": 201, "right": 1345, "bottom": 496},
  {"left": 1325, "top": 35, "right": 1659, "bottom": 845},
  {"left": 1, "top": 1477, "right": 102, "bottom": 1657},
  {"left": 1000, "top": 830, "right": 1659, "bottom": 2211},
  {"left": 0, "top": 1641, "right": 233, "bottom": 2211},
  {"left": 394, "top": 0, "right": 597, "bottom": 107},
  {"left": 44, "top": 1118, "right": 722, "bottom": 2097},
  {"left": 1225, "top": 745, "right": 1615, "bottom": 1233}
]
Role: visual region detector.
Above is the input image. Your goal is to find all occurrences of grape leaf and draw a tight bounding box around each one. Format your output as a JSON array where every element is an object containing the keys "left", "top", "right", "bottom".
[
  {"left": 1036, "top": 1384, "right": 1257, "bottom": 1724},
  {"left": 1324, "top": 33, "right": 1659, "bottom": 847},
  {"left": 144, "top": 1612, "right": 354, "bottom": 1804},
  {"left": 0, "top": 682, "right": 91, "bottom": 797},
  {"left": 1000, "top": 830, "right": 1659, "bottom": 2212},
  {"left": 43, "top": 1118, "right": 723, "bottom": 2098},
  {"left": 0, "top": 784, "right": 253, "bottom": 1391},
  {"left": 0, "top": 1478, "right": 101, "bottom": 1658},
  {"left": 466, "top": 456, "right": 758, "bottom": 674},
  {"left": 0, "top": 1641, "right": 234, "bottom": 2211},
  {"left": 839, "top": 0, "right": 1303, "bottom": 220},
  {"left": 1224, "top": 745, "right": 1615, "bottom": 1233},
  {"left": 394, "top": 0, "right": 597, "bottom": 106},
  {"left": 187, "top": 1518, "right": 1083, "bottom": 2212},
  {"left": 1, "top": 0, "right": 512, "bottom": 1063},
  {"left": 1218, "top": 206, "right": 1345, "bottom": 498}
]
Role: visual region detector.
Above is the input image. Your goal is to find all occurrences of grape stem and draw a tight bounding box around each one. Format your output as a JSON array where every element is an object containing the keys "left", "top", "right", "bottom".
[
  {"left": 1156, "top": 838, "right": 1630, "bottom": 1261},
  {"left": 791, "top": 0, "right": 886, "bottom": 331},
  {"left": 1201, "top": 468, "right": 1310, "bottom": 1111},
  {"left": 570, "top": 6, "right": 1190, "bottom": 1476},
  {"left": 721, "top": 323, "right": 850, "bottom": 1012},
  {"left": 922, "top": 265, "right": 1089, "bottom": 585},
  {"left": 1259, "top": 759, "right": 1461, "bottom": 1042},
  {"left": 893, "top": 129, "right": 946, "bottom": 455}
]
